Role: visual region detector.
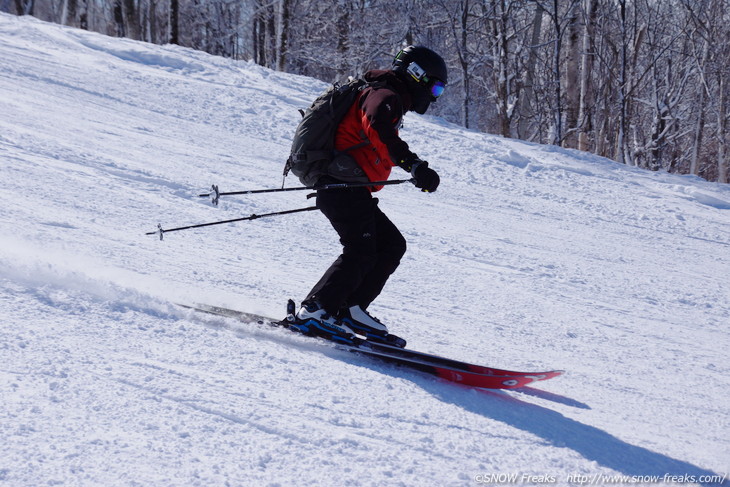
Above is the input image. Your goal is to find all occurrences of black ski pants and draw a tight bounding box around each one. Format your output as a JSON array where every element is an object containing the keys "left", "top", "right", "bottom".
[{"left": 305, "top": 184, "right": 406, "bottom": 314}]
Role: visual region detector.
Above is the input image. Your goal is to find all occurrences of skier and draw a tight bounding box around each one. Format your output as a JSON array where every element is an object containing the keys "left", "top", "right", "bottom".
[{"left": 293, "top": 45, "right": 448, "bottom": 342}]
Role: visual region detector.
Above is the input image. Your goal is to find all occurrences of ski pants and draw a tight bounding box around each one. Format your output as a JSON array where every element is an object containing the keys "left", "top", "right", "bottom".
[{"left": 305, "top": 184, "right": 406, "bottom": 313}]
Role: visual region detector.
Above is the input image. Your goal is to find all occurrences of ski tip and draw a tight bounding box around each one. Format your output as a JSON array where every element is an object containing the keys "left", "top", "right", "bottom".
[{"left": 499, "top": 371, "right": 564, "bottom": 389}]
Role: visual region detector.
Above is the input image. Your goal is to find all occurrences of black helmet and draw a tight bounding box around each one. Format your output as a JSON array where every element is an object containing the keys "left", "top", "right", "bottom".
[{"left": 392, "top": 46, "right": 447, "bottom": 114}]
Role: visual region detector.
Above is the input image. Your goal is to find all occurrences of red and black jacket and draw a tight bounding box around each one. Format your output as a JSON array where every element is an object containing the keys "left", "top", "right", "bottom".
[{"left": 334, "top": 70, "right": 418, "bottom": 191}]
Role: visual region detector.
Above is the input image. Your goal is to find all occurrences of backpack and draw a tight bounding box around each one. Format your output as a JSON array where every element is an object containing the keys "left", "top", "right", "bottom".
[{"left": 284, "top": 78, "right": 374, "bottom": 186}]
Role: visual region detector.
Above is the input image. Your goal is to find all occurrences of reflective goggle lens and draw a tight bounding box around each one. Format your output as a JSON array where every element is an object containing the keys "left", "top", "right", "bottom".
[{"left": 430, "top": 80, "right": 446, "bottom": 99}]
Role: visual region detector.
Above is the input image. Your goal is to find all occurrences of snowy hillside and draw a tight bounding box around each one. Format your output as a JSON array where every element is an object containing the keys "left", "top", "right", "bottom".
[{"left": 1, "top": 13, "right": 728, "bottom": 487}]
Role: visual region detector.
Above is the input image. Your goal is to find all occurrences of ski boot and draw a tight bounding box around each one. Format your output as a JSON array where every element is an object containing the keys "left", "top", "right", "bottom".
[
  {"left": 285, "top": 299, "right": 356, "bottom": 345},
  {"left": 339, "top": 305, "right": 407, "bottom": 348}
]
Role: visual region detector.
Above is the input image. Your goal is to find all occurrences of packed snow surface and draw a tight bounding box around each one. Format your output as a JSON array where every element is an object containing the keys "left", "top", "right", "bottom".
[{"left": 1, "top": 14, "right": 728, "bottom": 487}]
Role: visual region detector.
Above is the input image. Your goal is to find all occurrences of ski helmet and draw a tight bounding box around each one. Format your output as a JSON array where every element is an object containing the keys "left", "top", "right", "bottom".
[{"left": 392, "top": 46, "right": 448, "bottom": 114}]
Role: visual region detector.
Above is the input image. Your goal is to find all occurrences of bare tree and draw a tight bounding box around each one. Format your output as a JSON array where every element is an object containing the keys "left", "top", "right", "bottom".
[
  {"left": 684, "top": 0, "right": 730, "bottom": 182},
  {"left": 563, "top": 1, "right": 581, "bottom": 148},
  {"left": 169, "top": 0, "right": 179, "bottom": 45},
  {"left": 535, "top": 0, "right": 580, "bottom": 146},
  {"left": 518, "top": 1, "right": 544, "bottom": 141},
  {"left": 577, "top": 0, "right": 598, "bottom": 152},
  {"left": 276, "top": 0, "right": 289, "bottom": 71}
]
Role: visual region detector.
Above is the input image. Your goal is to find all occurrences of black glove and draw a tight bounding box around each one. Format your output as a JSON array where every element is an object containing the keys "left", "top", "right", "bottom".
[{"left": 412, "top": 162, "right": 440, "bottom": 193}]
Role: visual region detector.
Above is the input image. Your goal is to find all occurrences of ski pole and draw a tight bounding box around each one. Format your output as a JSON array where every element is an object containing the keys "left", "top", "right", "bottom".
[
  {"left": 146, "top": 205, "right": 318, "bottom": 241},
  {"left": 200, "top": 178, "right": 415, "bottom": 206}
]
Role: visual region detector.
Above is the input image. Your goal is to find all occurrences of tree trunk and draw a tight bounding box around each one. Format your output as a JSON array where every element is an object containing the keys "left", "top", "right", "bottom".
[
  {"left": 551, "top": 0, "right": 563, "bottom": 145},
  {"left": 519, "top": 2, "right": 544, "bottom": 141},
  {"left": 493, "top": 0, "right": 511, "bottom": 137},
  {"left": 276, "top": 0, "right": 289, "bottom": 72},
  {"left": 78, "top": 0, "right": 88, "bottom": 30},
  {"left": 253, "top": 0, "right": 267, "bottom": 66},
  {"left": 336, "top": 2, "right": 350, "bottom": 78},
  {"left": 460, "top": 0, "right": 470, "bottom": 128},
  {"left": 577, "top": 0, "right": 597, "bottom": 152},
  {"left": 718, "top": 77, "right": 728, "bottom": 183},
  {"left": 59, "top": 0, "right": 70, "bottom": 25},
  {"left": 617, "top": 0, "right": 628, "bottom": 164},
  {"left": 122, "top": 0, "right": 141, "bottom": 40},
  {"left": 564, "top": 2, "right": 581, "bottom": 148},
  {"left": 113, "top": 0, "right": 125, "bottom": 37},
  {"left": 690, "top": 59, "right": 707, "bottom": 176},
  {"left": 169, "top": 0, "right": 179, "bottom": 45}
]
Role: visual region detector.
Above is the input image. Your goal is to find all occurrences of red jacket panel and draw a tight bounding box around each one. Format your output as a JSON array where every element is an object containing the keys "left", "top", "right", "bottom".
[{"left": 334, "top": 70, "right": 415, "bottom": 191}]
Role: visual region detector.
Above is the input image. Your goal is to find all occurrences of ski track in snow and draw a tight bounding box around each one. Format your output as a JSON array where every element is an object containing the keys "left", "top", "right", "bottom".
[{"left": 1, "top": 14, "right": 728, "bottom": 487}]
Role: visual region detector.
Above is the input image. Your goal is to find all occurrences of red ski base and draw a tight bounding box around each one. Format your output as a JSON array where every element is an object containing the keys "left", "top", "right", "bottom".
[{"left": 345, "top": 343, "right": 563, "bottom": 390}]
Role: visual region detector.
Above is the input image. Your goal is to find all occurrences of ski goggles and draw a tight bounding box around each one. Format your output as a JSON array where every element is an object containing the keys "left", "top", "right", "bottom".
[
  {"left": 407, "top": 62, "right": 446, "bottom": 100},
  {"left": 429, "top": 79, "right": 446, "bottom": 99}
]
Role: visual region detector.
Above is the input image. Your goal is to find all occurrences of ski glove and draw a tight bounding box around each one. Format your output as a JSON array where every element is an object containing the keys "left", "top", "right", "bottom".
[{"left": 412, "top": 162, "right": 440, "bottom": 193}]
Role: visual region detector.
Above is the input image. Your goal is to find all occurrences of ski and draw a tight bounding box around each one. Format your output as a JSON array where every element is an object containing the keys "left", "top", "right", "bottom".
[
  {"left": 359, "top": 340, "right": 563, "bottom": 381},
  {"left": 337, "top": 342, "right": 559, "bottom": 389},
  {"left": 178, "top": 303, "right": 563, "bottom": 390}
]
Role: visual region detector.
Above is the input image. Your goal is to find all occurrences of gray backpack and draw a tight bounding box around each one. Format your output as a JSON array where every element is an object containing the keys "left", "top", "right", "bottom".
[{"left": 284, "top": 78, "right": 375, "bottom": 186}]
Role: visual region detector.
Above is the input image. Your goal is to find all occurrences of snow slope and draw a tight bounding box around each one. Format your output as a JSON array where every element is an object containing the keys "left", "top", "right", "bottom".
[{"left": 1, "top": 14, "right": 728, "bottom": 487}]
